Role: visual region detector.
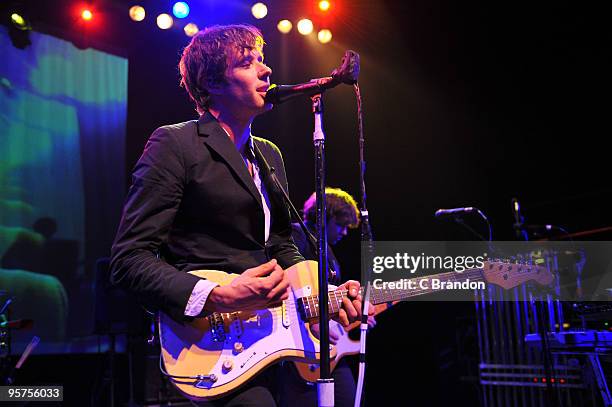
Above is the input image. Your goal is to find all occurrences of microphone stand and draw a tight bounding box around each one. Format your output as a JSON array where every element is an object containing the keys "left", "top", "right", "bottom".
[
  {"left": 311, "top": 93, "right": 334, "bottom": 407},
  {"left": 512, "top": 198, "right": 557, "bottom": 407},
  {"left": 512, "top": 198, "right": 529, "bottom": 241},
  {"left": 269, "top": 49, "right": 360, "bottom": 407},
  {"left": 354, "top": 83, "right": 373, "bottom": 407}
]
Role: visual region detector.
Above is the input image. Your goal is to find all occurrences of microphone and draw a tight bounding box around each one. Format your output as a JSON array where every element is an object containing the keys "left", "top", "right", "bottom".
[
  {"left": 512, "top": 197, "right": 529, "bottom": 240},
  {"left": 434, "top": 207, "right": 475, "bottom": 218},
  {"left": 265, "top": 50, "right": 360, "bottom": 105}
]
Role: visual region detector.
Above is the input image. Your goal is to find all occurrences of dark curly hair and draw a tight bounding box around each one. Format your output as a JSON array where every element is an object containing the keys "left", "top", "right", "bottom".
[
  {"left": 303, "top": 187, "right": 360, "bottom": 228},
  {"left": 179, "top": 24, "right": 264, "bottom": 114}
]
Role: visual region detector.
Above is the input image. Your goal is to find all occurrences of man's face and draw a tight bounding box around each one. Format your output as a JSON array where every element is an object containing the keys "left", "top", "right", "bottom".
[
  {"left": 327, "top": 216, "right": 349, "bottom": 245},
  {"left": 216, "top": 46, "right": 272, "bottom": 117}
]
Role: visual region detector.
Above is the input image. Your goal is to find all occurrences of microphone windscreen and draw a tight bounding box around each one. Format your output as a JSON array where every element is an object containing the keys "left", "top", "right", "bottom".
[{"left": 332, "top": 50, "right": 360, "bottom": 84}]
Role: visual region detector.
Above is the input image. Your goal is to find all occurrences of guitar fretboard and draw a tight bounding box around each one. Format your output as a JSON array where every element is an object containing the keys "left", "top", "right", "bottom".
[
  {"left": 369, "top": 268, "right": 485, "bottom": 304},
  {"left": 298, "top": 290, "right": 347, "bottom": 320}
]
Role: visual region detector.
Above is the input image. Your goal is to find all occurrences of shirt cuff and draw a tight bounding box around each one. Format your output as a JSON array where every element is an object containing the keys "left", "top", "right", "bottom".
[{"left": 184, "top": 279, "right": 220, "bottom": 317}]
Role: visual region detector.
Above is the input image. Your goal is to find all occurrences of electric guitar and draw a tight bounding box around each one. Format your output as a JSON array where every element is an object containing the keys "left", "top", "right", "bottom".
[
  {"left": 293, "top": 259, "right": 554, "bottom": 383},
  {"left": 159, "top": 259, "right": 552, "bottom": 400},
  {"left": 159, "top": 260, "right": 344, "bottom": 401}
]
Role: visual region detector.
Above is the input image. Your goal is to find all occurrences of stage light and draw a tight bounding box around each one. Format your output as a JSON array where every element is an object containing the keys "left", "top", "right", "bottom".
[
  {"left": 81, "top": 9, "right": 93, "bottom": 21},
  {"left": 172, "top": 2, "right": 190, "bottom": 19},
  {"left": 318, "top": 1, "right": 331, "bottom": 11},
  {"left": 129, "top": 5, "right": 146, "bottom": 22},
  {"left": 251, "top": 3, "right": 268, "bottom": 19},
  {"left": 277, "top": 20, "right": 292, "bottom": 34},
  {"left": 8, "top": 12, "right": 31, "bottom": 49},
  {"left": 10, "top": 13, "right": 30, "bottom": 30},
  {"left": 297, "top": 19, "right": 313, "bottom": 35},
  {"left": 317, "top": 29, "right": 332, "bottom": 43},
  {"left": 157, "top": 13, "right": 173, "bottom": 29},
  {"left": 184, "top": 23, "right": 198, "bottom": 37}
]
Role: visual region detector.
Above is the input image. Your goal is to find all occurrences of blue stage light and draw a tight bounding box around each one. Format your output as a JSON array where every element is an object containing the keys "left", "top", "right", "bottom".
[{"left": 172, "top": 2, "right": 190, "bottom": 19}]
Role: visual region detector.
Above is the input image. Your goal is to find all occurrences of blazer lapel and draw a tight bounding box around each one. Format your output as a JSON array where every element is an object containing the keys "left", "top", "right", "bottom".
[
  {"left": 197, "top": 113, "right": 263, "bottom": 208},
  {"left": 253, "top": 140, "right": 282, "bottom": 205}
]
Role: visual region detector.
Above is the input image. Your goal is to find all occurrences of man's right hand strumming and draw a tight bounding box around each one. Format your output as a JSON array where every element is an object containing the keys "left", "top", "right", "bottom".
[{"left": 204, "top": 259, "right": 289, "bottom": 313}]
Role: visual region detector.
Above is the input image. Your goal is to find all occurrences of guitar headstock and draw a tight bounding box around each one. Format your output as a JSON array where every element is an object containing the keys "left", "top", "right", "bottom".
[{"left": 482, "top": 260, "right": 554, "bottom": 290}]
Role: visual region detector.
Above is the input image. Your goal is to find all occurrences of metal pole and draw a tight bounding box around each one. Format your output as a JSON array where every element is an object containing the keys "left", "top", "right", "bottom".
[{"left": 312, "top": 94, "right": 334, "bottom": 407}]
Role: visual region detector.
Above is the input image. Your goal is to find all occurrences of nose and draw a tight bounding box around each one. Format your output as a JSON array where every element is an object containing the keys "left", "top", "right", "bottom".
[{"left": 259, "top": 63, "right": 272, "bottom": 81}]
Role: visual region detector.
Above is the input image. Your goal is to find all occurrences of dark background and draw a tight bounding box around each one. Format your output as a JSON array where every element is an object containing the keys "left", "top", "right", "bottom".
[{"left": 2, "top": 0, "right": 610, "bottom": 405}]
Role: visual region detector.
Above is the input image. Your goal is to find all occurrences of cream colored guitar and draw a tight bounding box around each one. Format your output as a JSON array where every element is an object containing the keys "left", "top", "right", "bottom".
[
  {"left": 158, "top": 260, "right": 346, "bottom": 402},
  {"left": 159, "top": 259, "right": 552, "bottom": 399},
  {"left": 294, "top": 260, "right": 554, "bottom": 382}
]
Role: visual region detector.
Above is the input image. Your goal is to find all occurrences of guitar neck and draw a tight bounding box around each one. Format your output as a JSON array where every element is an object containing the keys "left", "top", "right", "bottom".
[
  {"left": 299, "top": 268, "right": 485, "bottom": 318},
  {"left": 299, "top": 290, "right": 347, "bottom": 320},
  {"left": 368, "top": 268, "right": 485, "bottom": 304}
]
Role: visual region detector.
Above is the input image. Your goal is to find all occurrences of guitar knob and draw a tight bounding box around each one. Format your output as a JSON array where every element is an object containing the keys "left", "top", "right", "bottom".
[
  {"left": 222, "top": 359, "right": 233, "bottom": 372},
  {"left": 233, "top": 342, "right": 244, "bottom": 353}
]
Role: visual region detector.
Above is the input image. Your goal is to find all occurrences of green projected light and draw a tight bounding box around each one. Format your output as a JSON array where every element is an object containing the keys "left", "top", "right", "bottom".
[{"left": 0, "top": 26, "right": 127, "bottom": 354}]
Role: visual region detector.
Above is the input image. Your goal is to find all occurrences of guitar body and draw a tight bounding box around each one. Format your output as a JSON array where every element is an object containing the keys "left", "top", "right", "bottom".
[
  {"left": 293, "top": 302, "right": 394, "bottom": 383},
  {"left": 158, "top": 260, "right": 337, "bottom": 401}
]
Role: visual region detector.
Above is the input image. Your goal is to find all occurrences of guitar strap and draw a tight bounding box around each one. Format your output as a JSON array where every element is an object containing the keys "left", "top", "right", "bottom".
[{"left": 253, "top": 141, "right": 337, "bottom": 281}]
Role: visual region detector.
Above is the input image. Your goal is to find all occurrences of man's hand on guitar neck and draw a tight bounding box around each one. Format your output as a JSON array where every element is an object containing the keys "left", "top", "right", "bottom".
[
  {"left": 204, "top": 259, "right": 289, "bottom": 313},
  {"left": 334, "top": 280, "right": 375, "bottom": 327}
]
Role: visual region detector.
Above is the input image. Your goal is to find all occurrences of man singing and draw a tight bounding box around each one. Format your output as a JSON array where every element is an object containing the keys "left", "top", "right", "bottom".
[{"left": 110, "top": 24, "right": 364, "bottom": 406}]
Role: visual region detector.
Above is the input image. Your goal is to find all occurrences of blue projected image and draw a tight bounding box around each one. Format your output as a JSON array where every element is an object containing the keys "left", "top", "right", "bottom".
[{"left": 0, "top": 27, "right": 127, "bottom": 354}]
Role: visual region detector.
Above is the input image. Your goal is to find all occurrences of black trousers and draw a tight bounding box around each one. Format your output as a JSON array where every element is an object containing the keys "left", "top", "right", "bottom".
[
  {"left": 279, "top": 360, "right": 356, "bottom": 407},
  {"left": 190, "top": 364, "right": 281, "bottom": 407},
  {"left": 191, "top": 361, "right": 356, "bottom": 407}
]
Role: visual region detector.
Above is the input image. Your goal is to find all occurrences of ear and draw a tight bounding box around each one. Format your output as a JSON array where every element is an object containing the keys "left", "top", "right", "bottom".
[
  {"left": 206, "top": 82, "right": 224, "bottom": 96},
  {"left": 326, "top": 215, "right": 336, "bottom": 227}
]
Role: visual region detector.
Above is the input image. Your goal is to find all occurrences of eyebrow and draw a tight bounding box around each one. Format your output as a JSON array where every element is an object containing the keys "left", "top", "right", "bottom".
[{"left": 231, "top": 48, "right": 264, "bottom": 69}]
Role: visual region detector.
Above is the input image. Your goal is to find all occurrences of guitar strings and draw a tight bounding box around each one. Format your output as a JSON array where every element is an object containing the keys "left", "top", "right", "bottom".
[
  {"left": 215, "top": 263, "right": 547, "bottom": 322},
  {"left": 369, "top": 264, "right": 550, "bottom": 303}
]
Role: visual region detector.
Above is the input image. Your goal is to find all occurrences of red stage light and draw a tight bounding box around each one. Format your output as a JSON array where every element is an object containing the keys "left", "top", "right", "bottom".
[{"left": 81, "top": 9, "right": 93, "bottom": 21}]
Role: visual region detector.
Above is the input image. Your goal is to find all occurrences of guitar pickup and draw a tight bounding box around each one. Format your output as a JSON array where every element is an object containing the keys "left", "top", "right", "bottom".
[
  {"left": 229, "top": 312, "right": 243, "bottom": 337},
  {"left": 207, "top": 313, "right": 226, "bottom": 342},
  {"left": 281, "top": 300, "right": 291, "bottom": 328}
]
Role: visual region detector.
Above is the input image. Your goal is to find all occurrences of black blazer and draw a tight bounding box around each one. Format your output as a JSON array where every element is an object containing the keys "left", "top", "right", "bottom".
[
  {"left": 110, "top": 112, "right": 304, "bottom": 322},
  {"left": 291, "top": 222, "right": 342, "bottom": 285}
]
